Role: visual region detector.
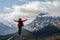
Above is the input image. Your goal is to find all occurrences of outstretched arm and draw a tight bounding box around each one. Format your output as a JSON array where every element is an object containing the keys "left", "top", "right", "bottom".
[
  {"left": 22, "top": 19, "right": 28, "bottom": 22},
  {"left": 14, "top": 20, "right": 18, "bottom": 22}
]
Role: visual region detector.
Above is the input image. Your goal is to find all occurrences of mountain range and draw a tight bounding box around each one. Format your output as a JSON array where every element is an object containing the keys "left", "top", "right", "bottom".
[
  {"left": 25, "top": 13, "right": 60, "bottom": 37},
  {"left": 0, "top": 19, "right": 17, "bottom": 36},
  {"left": 26, "top": 13, "right": 60, "bottom": 31}
]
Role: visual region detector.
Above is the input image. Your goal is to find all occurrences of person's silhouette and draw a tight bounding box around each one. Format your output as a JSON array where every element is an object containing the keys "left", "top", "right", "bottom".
[{"left": 14, "top": 18, "right": 27, "bottom": 35}]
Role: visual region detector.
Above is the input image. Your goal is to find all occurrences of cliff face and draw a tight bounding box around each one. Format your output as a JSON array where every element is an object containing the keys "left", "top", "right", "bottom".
[{"left": 52, "top": 21, "right": 60, "bottom": 28}]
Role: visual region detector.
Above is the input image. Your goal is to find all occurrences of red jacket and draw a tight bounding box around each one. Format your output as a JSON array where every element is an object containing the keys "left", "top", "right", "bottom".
[
  {"left": 18, "top": 20, "right": 24, "bottom": 26},
  {"left": 14, "top": 19, "right": 27, "bottom": 27}
]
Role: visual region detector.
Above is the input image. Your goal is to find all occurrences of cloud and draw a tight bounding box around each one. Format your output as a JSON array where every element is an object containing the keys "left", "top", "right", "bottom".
[
  {"left": 0, "top": 0, "right": 60, "bottom": 25},
  {"left": 3, "top": 7, "right": 13, "bottom": 13}
]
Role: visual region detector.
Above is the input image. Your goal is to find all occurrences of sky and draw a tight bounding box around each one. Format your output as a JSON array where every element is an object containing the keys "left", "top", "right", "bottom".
[{"left": 0, "top": 0, "right": 60, "bottom": 25}]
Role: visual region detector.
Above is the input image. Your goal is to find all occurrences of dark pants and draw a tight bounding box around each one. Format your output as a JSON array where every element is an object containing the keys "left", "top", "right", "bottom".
[{"left": 18, "top": 26, "right": 22, "bottom": 35}]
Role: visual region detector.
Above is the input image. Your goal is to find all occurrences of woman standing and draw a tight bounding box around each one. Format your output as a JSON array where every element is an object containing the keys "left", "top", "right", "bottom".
[{"left": 14, "top": 18, "right": 27, "bottom": 35}]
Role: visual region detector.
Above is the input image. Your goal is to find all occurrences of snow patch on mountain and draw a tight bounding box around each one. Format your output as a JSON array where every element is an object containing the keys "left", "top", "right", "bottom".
[{"left": 25, "top": 13, "right": 60, "bottom": 31}]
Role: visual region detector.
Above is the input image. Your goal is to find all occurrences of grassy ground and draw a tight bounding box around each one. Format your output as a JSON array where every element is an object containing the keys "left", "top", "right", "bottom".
[
  {"left": 0, "top": 33, "right": 60, "bottom": 40},
  {"left": 22, "top": 33, "right": 60, "bottom": 40}
]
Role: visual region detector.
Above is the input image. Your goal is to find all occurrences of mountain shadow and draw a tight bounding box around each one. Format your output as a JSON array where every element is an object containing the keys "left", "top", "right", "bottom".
[{"left": 32, "top": 24, "right": 60, "bottom": 37}]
